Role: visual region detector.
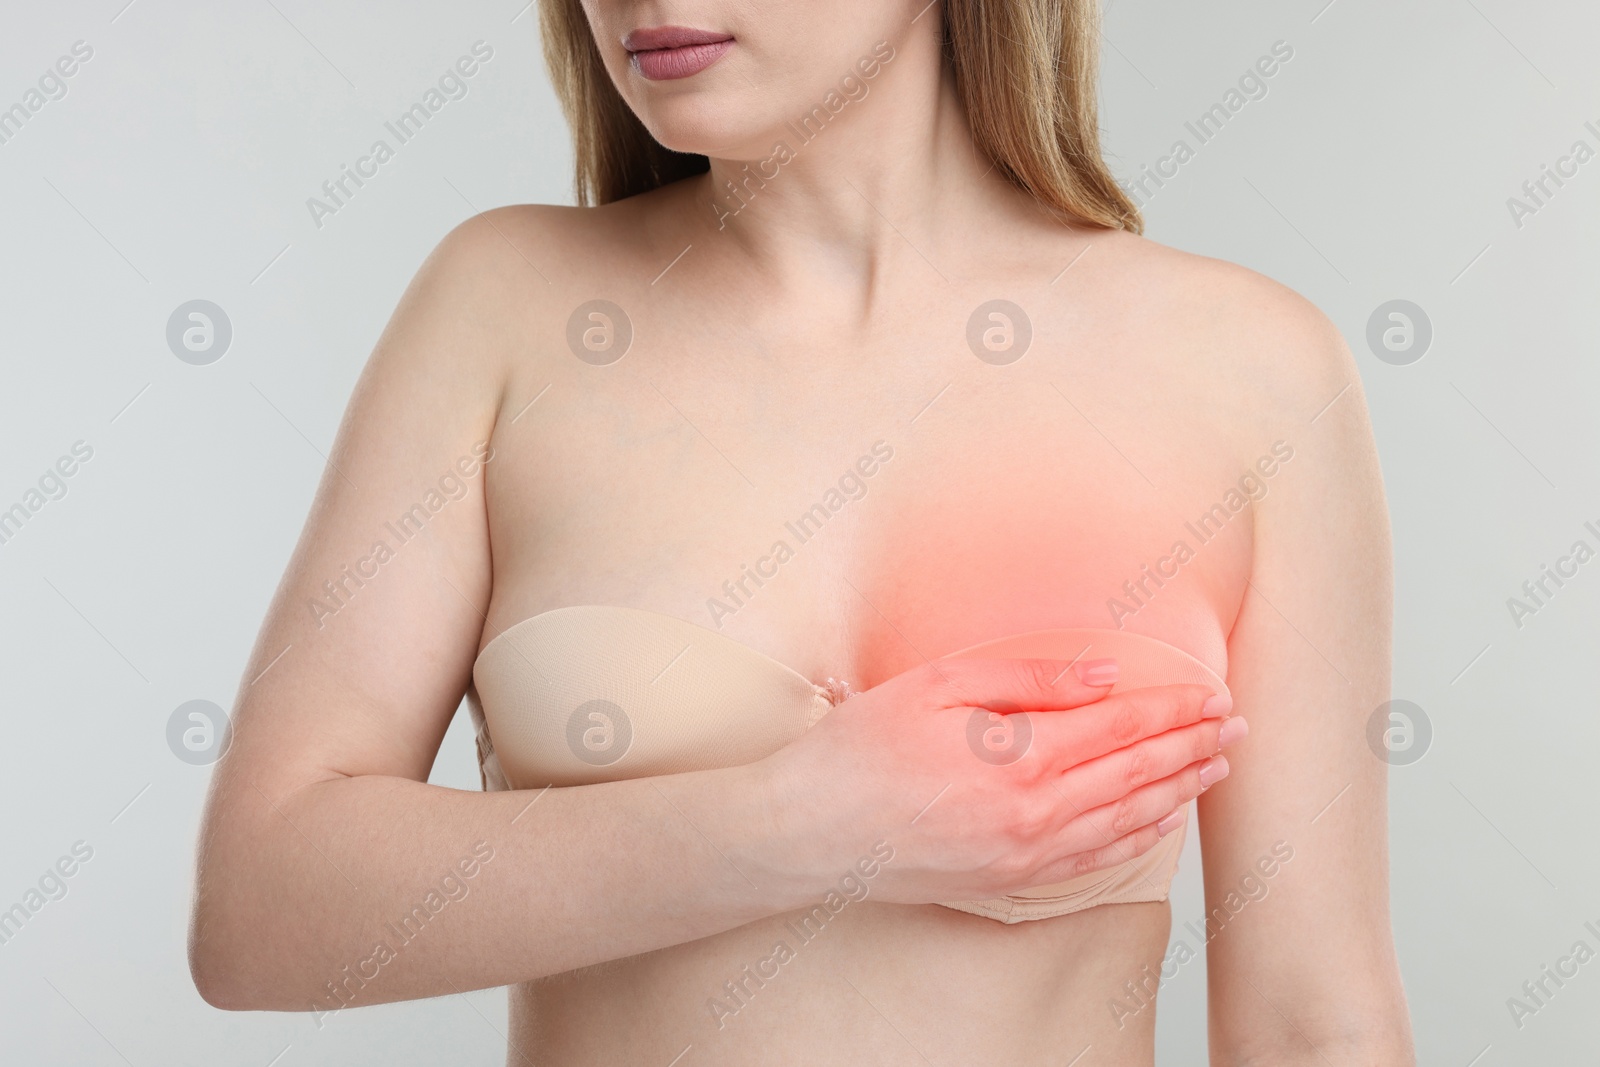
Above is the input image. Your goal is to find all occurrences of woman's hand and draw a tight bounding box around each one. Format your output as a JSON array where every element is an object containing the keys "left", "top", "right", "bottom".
[{"left": 758, "top": 656, "right": 1244, "bottom": 904}]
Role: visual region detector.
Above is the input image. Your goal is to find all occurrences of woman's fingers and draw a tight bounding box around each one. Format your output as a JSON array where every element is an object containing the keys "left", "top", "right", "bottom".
[
  {"left": 910, "top": 660, "right": 1229, "bottom": 776},
  {"left": 1025, "top": 682, "right": 1232, "bottom": 772},
  {"left": 783, "top": 653, "right": 1247, "bottom": 904},
  {"left": 1011, "top": 753, "right": 1225, "bottom": 892},
  {"left": 911, "top": 655, "right": 1126, "bottom": 714},
  {"left": 969, "top": 715, "right": 1242, "bottom": 896},
  {"left": 1053, "top": 752, "right": 1228, "bottom": 860},
  {"left": 1053, "top": 714, "right": 1242, "bottom": 814},
  {"left": 1024, "top": 813, "right": 1175, "bottom": 889}
]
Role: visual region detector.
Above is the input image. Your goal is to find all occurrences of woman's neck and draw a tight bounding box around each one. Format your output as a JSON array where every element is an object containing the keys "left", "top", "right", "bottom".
[{"left": 684, "top": 23, "right": 1036, "bottom": 313}]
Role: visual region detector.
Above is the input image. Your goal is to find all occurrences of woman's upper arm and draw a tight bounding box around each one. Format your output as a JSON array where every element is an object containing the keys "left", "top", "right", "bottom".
[
  {"left": 212, "top": 211, "right": 529, "bottom": 797},
  {"left": 1198, "top": 289, "right": 1414, "bottom": 1060}
]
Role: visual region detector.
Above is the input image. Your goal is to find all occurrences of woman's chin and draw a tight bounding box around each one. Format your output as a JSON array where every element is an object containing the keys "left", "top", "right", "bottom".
[
  {"left": 637, "top": 108, "right": 769, "bottom": 160},
  {"left": 648, "top": 130, "right": 717, "bottom": 156}
]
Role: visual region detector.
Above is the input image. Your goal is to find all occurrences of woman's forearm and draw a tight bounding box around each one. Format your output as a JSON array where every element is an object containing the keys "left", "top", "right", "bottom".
[
  {"left": 188, "top": 760, "right": 824, "bottom": 1012},
  {"left": 189, "top": 660, "right": 1233, "bottom": 1014},
  {"left": 1222, "top": 1027, "right": 1416, "bottom": 1067}
]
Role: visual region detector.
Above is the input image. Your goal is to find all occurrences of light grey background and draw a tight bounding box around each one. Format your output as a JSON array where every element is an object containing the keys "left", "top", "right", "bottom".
[{"left": 1, "top": 1, "right": 1594, "bottom": 1063}]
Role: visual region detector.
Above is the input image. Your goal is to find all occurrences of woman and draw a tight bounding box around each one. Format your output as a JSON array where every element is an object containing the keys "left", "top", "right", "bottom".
[{"left": 188, "top": 1, "right": 1415, "bottom": 1062}]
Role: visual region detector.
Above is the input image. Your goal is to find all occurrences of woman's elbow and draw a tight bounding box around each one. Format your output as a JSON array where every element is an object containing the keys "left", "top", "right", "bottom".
[
  {"left": 187, "top": 882, "right": 279, "bottom": 1011},
  {"left": 188, "top": 909, "right": 251, "bottom": 1010},
  {"left": 186, "top": 819, "right": 300, "bottom": 1011},
  {"left": 188, "top": 900, "right": 323, "bottom": 1012}
]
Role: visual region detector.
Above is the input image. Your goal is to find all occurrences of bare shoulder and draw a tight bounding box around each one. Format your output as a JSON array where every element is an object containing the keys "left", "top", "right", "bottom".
[
  {"left": 434, "top": 193, "right": 671, "bottom": 274},
  {"left": 404, "top": 196, "right": 669, "bottom": 355},
  {"left": 412, "top": 202, "right": 595, "bottom": 313},
  {"left": 364, "top": 202, "right": 605, "bottom": 405},
  {"left": 1081, "top": 228, "right": 1362, "bottom": 430}
]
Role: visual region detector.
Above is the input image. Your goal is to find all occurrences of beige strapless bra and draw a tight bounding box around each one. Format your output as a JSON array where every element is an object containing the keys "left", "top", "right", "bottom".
[{"left": 465, "top": 605, "right": 1228, "bottom": 924}]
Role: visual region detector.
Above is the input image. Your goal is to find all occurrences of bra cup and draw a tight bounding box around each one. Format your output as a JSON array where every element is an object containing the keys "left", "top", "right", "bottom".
[
  {"left": 934, "top": 628, "right": 1228, "bottom": 922},
  {"left": 473, "top": 606, "right": 829, "bottom": 788},
  {"left": 469, "top": 605, "right": 1225, "bottom": 923}
]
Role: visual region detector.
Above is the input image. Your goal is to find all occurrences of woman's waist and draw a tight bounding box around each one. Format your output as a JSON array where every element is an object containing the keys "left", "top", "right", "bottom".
[{"left": 511, "top": 897, "right": 1172, "bottom": 1066}]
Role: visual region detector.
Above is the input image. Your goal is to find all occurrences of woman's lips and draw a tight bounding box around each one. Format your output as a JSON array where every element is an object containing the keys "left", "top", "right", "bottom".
[{"left": 623, "top": 26, "right": 733, "bottom": 81}]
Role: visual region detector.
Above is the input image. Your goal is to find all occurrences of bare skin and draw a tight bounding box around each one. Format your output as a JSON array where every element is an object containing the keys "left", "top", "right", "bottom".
[{"left": 188, "top": 3, "right": 1414, "bottom": 1064}]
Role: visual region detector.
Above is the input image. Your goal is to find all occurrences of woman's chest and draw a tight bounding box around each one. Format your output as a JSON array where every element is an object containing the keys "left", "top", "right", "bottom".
[{"left": 484, "top": 317, "right": 1261, "bottom": 688}]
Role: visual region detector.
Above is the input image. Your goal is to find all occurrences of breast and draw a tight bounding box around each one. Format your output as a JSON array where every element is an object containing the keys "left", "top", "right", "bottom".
[
  {"left": 469, "top": 604, "right": 833, "bottom": 789},
  {"left": 467, "top": 604, "right": 1228, "bottom": 924},
  {"left": 933, "top": 626, "right": 1227, "bottom": 920}
]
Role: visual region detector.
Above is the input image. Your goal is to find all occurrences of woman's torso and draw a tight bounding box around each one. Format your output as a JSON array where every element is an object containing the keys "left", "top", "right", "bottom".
[{"left": 471, "top": 184, "right": 1261, "bottom": 1064}]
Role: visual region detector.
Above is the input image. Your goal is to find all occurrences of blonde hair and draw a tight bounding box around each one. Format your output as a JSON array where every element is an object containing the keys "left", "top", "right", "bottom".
[{"left": 538, "top": 0, "right": 1141, "bottom": 233}]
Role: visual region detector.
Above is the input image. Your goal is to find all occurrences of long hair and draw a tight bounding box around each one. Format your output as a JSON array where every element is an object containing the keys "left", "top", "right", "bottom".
[{"left": 537, "top": 0, "right": 1141, "bottom": 233}]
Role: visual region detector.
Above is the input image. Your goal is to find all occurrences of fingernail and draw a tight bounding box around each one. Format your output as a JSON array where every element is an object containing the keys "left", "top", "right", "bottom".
[
  {"left": 1217, "top": 716, "right": 1249, "bottom": 748},
  {"left": 1156, "top": 808, "right": 1187, "bottom": 837},
  {"left": 1198, "top": 755, "right": 1230, "bottom": 789},
  {"left": 1076, "top": 658, "right": 1118, "bottom": 686},
  {"left": 1201, "top": 694, "right": 1232, "bottom": 718}
]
